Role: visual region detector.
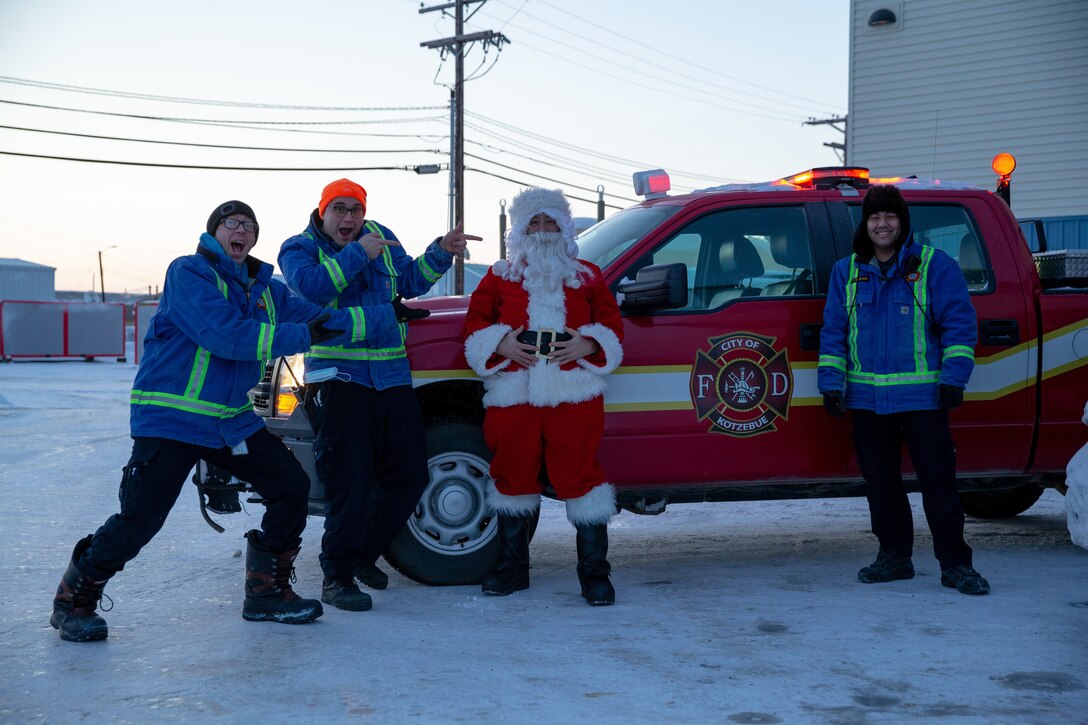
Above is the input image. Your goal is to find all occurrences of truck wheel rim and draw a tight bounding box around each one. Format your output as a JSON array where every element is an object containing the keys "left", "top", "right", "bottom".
[{"left": 406, "top": 450, "right": 495, "bottom": 556}]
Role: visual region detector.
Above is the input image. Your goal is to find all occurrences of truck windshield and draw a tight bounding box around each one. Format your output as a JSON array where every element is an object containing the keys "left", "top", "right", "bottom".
[{"left": 576, "top": 205, "right": 682, "bottom": 272}]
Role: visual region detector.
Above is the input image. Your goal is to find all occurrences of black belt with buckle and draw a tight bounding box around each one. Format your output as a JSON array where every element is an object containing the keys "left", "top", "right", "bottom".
[{"left": 517, "top": 328, "right": 572, "bottom": 356}]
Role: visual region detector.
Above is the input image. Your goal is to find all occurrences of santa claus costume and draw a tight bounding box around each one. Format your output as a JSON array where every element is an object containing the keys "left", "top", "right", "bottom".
[{"left": 463, "top": 187, "right": 624, "bottom": 605}]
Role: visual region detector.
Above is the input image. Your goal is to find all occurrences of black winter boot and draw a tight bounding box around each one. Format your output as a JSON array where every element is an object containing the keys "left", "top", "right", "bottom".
[
  {"left": 858, "top": 547, "right": 915, "bottom": 583},
  {"left": 575, "top": 523, "right": 615, "bottom": 606},
  {"left": 321, "top": 579, "right": 373, "bottom": 611},
  {"left": 353, "top": 561, "right": 389, "bottom": 590},
  {"left": 481, "top": 513, "right": 532, "bottom": 596},
  {"left": 242, "top": 530, "right": 323, "bottom": 624},
  {"left": 51, "top": 535, "right": 110, "bottom": 642}
]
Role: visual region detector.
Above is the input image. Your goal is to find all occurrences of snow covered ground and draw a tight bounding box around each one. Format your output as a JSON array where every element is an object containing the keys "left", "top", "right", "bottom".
[{"left": 1, "top": 357, "right": 1085, "bottom": 724}]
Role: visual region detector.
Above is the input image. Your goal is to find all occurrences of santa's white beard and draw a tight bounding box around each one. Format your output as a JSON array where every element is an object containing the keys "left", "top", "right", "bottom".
[{"left": 513, "top": 232, "right": 582, "bottom": 291}]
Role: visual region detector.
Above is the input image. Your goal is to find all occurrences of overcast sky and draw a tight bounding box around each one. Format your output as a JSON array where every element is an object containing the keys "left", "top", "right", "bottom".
[{"left": 0, "top": 0, "right": 848, "bottom": 294}]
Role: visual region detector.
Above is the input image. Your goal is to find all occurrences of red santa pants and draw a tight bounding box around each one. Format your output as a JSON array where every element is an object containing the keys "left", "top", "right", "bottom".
[{"left": 484, "top": 398, "right": 606, "bottom": 501}]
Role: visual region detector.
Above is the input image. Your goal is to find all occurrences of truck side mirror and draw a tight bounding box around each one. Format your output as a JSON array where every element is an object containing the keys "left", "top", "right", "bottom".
[{"left": 618, "top": 262, "right": 688, "bottom": 312}]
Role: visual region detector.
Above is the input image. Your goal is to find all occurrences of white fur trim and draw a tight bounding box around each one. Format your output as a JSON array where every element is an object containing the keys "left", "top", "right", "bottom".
[
  {"left": 464, "top": 324, "right": 512, "bottom": 377},
  {"left": 481, "top": 365, "right": 608, "bottom": 408},
  {"left": 576, "top": 322, "right": 623, "bottom": 375},
  {"left": 486, "top": 481, "right": 541, "bottom": 516},
  {"left": 565, "top": 483, "right": 617, "bottom": 526}
]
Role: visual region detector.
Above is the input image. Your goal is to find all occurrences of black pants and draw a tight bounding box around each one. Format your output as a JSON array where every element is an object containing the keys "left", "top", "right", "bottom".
[
  {"left": 852, "top": 409, "right": 972, "bottom": 570},
  {"left": 80, "top": 428, "right": 310, "bottom": 579},
  {"left": 306, "top": 381, "right": 429, "bottom": 582}
]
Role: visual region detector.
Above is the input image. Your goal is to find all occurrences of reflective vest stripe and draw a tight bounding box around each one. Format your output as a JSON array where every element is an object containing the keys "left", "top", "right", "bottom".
[
  {"left": 256, "top": 288, "right": 276, "bottom": 360},
  {"left": 307, "top": 346, "right": 407, "bottom": 361},
  {"left": 943, "top": 344, "right": 975, "bottom": 362},
  {"left": 318, "top": 249, "right": 348, "bottom": 294},
  {"left": 348, "top": 306, "right": 365, "bottom": 340},
  {"left": 417, "top": 254, "right": 440, "bottom": 283},
  {"left": 845, "top": 256, "right": 861, "bottom": 374},
  {"left": 911, "top": 246, "right": 935, "bottom": 373},
  {"left": 130, "top": 390, "right": 253, "bottom": 417},
  {"left": 819, "top": 355, "right": 846, "bottom": 372},
  {"left": 846, "top": 370, "right": 941, "bottom": 386}
]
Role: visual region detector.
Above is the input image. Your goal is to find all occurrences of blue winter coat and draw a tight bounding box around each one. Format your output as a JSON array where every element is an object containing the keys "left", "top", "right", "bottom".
[
  {"left": 818, "top": 237, "right": 977, "bottom": 414},
  {"left": 277, "top": 211, "right": 453, "bottom": 390},
  {"left": 130, "top": 236, "right": 358, "bottom": 448}
]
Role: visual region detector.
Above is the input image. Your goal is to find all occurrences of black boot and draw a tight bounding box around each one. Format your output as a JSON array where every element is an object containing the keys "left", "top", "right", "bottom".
[
  {"left": 242, "top": 530, "right": 323, "bottom": 624},
  {"left": 481, "top": 513, "right": 532, "bottom": 596},
  {"left": 576, "top": 523, "right": 615, "bottom": 606},
  {"left": 857, "top": 547, "right": 915, "bottom": 583},
  {"left": 51, "top": 535, "right": 110, "bottom": 642},
  {"left": 353, "top": 561, "right": 389, "bottom": 590}
]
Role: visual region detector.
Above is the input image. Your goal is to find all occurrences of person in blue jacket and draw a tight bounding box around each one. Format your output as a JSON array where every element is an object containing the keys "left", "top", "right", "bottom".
[
  {"left": 51, "top": 200, "right": 363, "bottom": 642},
  {"left": 819, "top": 184, "right": 989, "bottom": 595},
  {"left": 278, "top": 178, "right": 480, "bottom": 612}
]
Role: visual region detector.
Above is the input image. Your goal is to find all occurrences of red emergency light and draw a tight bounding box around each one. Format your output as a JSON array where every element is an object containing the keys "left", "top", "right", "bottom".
[{"left": 633, "top": 169, "right": 671, "bottom": 198}]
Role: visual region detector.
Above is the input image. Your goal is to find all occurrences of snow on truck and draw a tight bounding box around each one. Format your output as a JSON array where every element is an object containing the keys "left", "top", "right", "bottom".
[{"left": 197, "top": 156, "right": 1088, "bottom": 586}]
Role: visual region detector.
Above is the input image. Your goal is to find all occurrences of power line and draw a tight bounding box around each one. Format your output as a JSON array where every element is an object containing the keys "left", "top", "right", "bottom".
[
  {"left": 467, "top": 114, "right": 745, "bottom": 185},
  {"left": 526, "top": 0, "right": 842, "bottom": 113},
  {"left": 477, "top": 6, "right": 830, "bottom": 119},
  {"left": 0, "top": 99, "right": 446, "bottom": 126},
  {"left": 0, "top": 151, "right": 443, "bottom": 173},
  {"left": 0, "top": 76, "right": 445, "bottom": 112},
  {"left": 465, "top": 152, "right": 636, "bottom": 201},
  {"left": 0, "top": 124, "right": 441, "bottom": 155},
  {"left": 465, "top": 167, "right": 623, "bottom": 210},
  {"left": 488, "top": 36, "right": 798, "bottom": 123}
]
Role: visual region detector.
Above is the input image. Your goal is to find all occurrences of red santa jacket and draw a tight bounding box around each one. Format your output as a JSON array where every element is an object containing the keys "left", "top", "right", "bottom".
[{"left": 462, "top": 260, "right": 623, "bottom": 408}]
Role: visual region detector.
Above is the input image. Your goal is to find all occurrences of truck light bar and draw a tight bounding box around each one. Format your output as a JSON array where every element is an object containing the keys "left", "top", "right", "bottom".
[
  {"left": 776, "top": 166, "right": 871, "bottom": 190},
  {"left": 633, "top": 169, "right": 671, "bottom": 199}
]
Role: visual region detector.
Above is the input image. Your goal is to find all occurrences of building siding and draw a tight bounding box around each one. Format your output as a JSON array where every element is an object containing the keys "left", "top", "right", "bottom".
[
  {"left": 0, "top": 259, "right": 56, "bottom": 301},
  {"left": 848, "top": 0, "right": 1088, "bottom": 220}
]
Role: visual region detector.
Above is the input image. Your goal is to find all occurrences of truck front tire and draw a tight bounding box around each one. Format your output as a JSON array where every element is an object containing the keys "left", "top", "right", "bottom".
[{"left": 383, "top": 419, "right": 538, "bottom": 586}]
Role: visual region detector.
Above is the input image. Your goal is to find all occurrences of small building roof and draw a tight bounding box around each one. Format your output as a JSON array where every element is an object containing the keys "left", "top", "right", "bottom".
[{"left": 0, "top": 258, "right": 56, "bottom": 272}]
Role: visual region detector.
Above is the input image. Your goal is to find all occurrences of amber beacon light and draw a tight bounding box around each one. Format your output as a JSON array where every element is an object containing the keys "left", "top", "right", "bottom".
[{"left": 992, "top": 152, "right": 1016, "bottom": 205}]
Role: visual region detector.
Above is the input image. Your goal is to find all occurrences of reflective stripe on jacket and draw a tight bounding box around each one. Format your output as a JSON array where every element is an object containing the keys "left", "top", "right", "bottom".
[
  {"left": 130, "top": 235, "right": 338, "bottom": 448},
  {"left": 818, "top": 238, "right": 977, "bottom": 413},
  {"left": 277, "top": 211, "right": 452, "bottom": 390}
]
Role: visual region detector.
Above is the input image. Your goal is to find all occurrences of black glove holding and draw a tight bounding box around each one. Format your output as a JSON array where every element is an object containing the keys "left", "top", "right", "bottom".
[
  {"left": 822, "top": 390, "right": 845, "bottom": 418},
  {"left": 938, "top": 383, "right": 964, "bottom": 410},
  {"left": 307, "top": 312, "right": 344, "bottom": 345},
  {"left": 392, "top": 294, "right": 431, "bottom": 322}
]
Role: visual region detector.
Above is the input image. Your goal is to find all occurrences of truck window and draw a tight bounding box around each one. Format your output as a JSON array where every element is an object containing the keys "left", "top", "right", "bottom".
[
  {"left": 576, "top": 204, "right": 683, "bottom": 271},
  {"left": 618, "top": 206, "right": 814, "bottom": 312},
  {"left": 848, "top": 203, "right": 994, "bottom": 293}
]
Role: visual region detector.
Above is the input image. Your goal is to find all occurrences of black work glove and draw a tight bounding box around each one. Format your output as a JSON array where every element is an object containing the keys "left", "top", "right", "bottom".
[
  {"left": 938, "top": 384, "right": 964, "bottom": 410},
  {"left": 822, "top": 390, "right": 845, "bottom": 418},
  {"left": 392, "top": 294, "right": 431, "bottom": 322},
  {"left": 307, "top": 312, "right": 344, "bottom": 345}
]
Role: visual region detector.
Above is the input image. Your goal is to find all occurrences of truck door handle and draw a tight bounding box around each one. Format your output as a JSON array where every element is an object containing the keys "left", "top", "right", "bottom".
[
  {"left": 800, "top": 323, "right": 822, "bottom": 351},
  {"left": 980, "top": 319, "right": 1020, "bottom": 347}
]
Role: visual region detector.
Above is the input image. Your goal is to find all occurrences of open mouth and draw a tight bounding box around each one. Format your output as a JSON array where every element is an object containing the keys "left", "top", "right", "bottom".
[
  {"left": 230, "top": 241, "right": 245, "bottom": 255},
  {"left": 338, "top": 225, "right": 353, "bottom": 240}
]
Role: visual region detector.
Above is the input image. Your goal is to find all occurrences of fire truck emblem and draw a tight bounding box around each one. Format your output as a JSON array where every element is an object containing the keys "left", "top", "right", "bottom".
[{"left": 689, "top": 332, "right": 792, "bottom": 438}]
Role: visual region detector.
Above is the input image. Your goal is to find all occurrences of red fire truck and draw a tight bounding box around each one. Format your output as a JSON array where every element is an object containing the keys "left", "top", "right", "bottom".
[{"left": 201, "top": 157, "right": 1088, "bottom": 585}]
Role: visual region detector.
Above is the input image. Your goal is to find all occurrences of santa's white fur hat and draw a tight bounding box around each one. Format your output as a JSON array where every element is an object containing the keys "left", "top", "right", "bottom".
[{"left": 506, "top": 187, "right": 579, "bottom": 259}]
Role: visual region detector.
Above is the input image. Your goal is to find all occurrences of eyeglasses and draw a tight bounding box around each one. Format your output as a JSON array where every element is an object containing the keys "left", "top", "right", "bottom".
[
  {"left": 330, "top": 204, "right": 365, "bottom": 219},
  {"left": 221, "top": 218, "right": 258, "bottom": 233}
]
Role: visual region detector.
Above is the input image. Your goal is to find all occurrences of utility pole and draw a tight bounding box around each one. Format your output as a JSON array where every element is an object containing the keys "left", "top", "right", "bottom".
[
  {"left": 97, "top": 245, "right": 116, "bottom": 302},
  {"left": 420, "top": 0, "right": 508, "bottom": 293},
  {"left": 803, "top": 116, "right": 848, "bottom": 164}
]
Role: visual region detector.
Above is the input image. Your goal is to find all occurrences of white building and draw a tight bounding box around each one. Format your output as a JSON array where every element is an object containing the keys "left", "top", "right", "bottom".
[
  {"left": 848, "top": 0, "right": 1088, "bottom": 248},
  {"left": 0, "top": 258, "right": 56, "bottom": 301}
]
